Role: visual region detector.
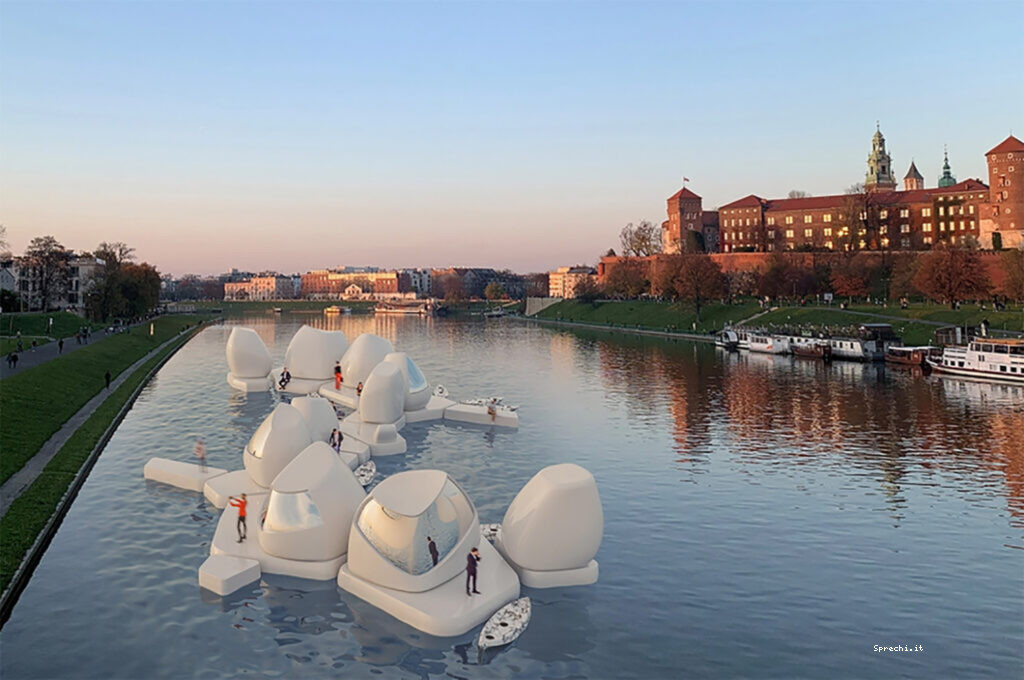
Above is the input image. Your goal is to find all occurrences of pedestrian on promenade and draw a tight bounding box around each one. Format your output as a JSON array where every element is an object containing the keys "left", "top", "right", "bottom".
[
  {"left": 428, "top": 536, "right": 439, "bottom": 566},
  {"left": 58, "top": 338, "right": 64, "bottom": 354},
  {"left": 16, "top": 339, "right": 23, "bottom": 352},
  {"left": 6, "top": 352, "right": 14, "bottom": 369},
  {"left": 105, "top": 370, "right": 111, "bottom": 389},
  {"left": 30, "top": 339, "right": 37, "bottom": 351},
  {"left": 194, "top": 437, "right": 207, "bottom": 472},
  {"left": 228, "top": 494, "right": 248, "bottom": 542},
  {"left": 466, "top": 547, "right": 481, "bottom": 595},
  {"left": 334, "top": 361, "right": 343, "bottom": 390},
  {"left": 10, "top": 352, "right": 17, "bottom": 369}
]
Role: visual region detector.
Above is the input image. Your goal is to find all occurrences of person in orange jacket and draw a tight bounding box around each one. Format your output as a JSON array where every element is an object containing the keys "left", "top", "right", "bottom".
[
  {"left": 228, "top": 494, "right": 248, "bottom": 542},
  {"left": 334, "top": 361, "right": 343, "bottom": 390}
]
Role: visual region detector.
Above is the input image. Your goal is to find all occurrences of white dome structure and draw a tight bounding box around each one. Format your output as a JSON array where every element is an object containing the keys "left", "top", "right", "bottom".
[
  {"left": 359, "top": 362, "right": 406, "bottom": 425},
  {"left": 340, "top": 333, "right": 394, "bottom": 387},
  {"left": 383, "top": 352, "right": 431, "bottom": 412},
  {"left": 290, "top": 395, "right": 338, "bottom": 442},
  {"left": 258, "top": 442, "right": 366, "bottom": 562},
  {"left": 337, "top": 469, "right": 521, "bottom": 636},
  {"left": 493, "top": 463, "right": 602, "bottom": 588},
  {"left": 285, "top": 326, "right": 349, "bottom": 380},
  {"left": 225, "top": 327, "right": 272, "bottom": 391},
  {"left": 243, "top": 403, "right": 314, "bottom": 488}
]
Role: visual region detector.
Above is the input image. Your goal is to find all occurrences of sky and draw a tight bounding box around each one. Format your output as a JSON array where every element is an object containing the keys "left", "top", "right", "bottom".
[{"left": 1, "top": 1, "right": 1022, "bottom": 276}]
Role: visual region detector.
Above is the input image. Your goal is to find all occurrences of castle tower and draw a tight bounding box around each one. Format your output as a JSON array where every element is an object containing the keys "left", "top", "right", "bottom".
[
  {"left": 662, "top": 186, "right": 703, "bottom": 253},
  {"left": 903, "top": 161, "right": 924, "bottom": 191},
  {"left": 979, "top": 135, "right": 1024, "bottom": 249},
  {"left": 937, "top": 147, "right": 956, "bottom": 188},
  {"left": 865, "top": 124, "right": 896, "bottom": 192}
]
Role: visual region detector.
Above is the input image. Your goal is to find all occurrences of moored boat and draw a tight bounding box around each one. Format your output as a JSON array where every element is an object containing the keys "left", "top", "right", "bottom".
[
  {"left": 792, "top": 341, "right": 832, "bottom": 361},
  {"left": 926, "top": 338, "right": 1024, "bottom": 382},
  {"left": 748, "top": 333, "right": 790, "bottom": 355},
  {"left": 885, "top": 345, "right": 939, "bottom": 366},
  {"left": 324, "top": 305, "right": 342, "bottom": 315},
  {"left": 715, "top": 330, "right": 739, "bottom": 351}
]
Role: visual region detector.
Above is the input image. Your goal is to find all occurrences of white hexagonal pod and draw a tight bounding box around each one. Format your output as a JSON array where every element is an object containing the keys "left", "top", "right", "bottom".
[
  {"left": 346, "top": 470, "right": 479, "bottom": 593},
  {"left": 496, "top": 464, "right": 602, "bottom": 578},
  {"left": 358, "top": 362, "right": 406, "bottom": 425},
  {"left": 258, "top": 442, "right": 366, "bottom": 562},
  {"left": 290, "top": 395, "right": 338, "bottom": 442},
  {"left": 284, "top": 326, "right": 349, "bottom": 380},
  {"left": 339, "top": 333, "right": 394, "bottom": 387},
  {"left": 383, "top": 352, "right": 431, "bottom": 412},
  {"left": 243, "top": 403, "right": 314, "bottom": 487},
  {"left": 226, "top": 327, "right": 273, "bottom": 377}
]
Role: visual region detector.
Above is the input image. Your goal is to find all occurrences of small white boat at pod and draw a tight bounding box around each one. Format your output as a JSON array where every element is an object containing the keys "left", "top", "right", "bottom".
[
  {"left": 225, "top": 327, "right": 273, "bottom": 391},
  {"left": 340, "top": 361, "right": 408, "bottom": 455},
  {"left": 337, "top": 469, "right": 520, "bottom": 637},
  {"left": 478, "top": 597, "right": 531, "bottom": 650},
  {"left": 319, "top": 333, "right": 394, "bottom": 407},
  {"left": 272, "top": 325, "right": 349, "bottom": 394},
  {"left": 210, "top": 441, "right": 366, "bottom": 581},
  {"left": 493, "top": 463, "right": 602, "bottom": 588},
  {"left": 444, "top": 398, "right": 519, "bottom": 429}
]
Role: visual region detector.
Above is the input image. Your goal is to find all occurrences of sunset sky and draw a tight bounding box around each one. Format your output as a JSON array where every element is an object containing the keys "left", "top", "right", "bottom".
[{"left": 2, "top": 1, "right": 1021, "bottom": 276}]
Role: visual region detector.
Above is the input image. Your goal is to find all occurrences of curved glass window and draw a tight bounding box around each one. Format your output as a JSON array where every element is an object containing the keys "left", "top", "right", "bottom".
[
  {"left": 264, "top": 490, "right": 323, "bottom": 532},
  {"left": 406, "top": 357, "right": 428, "bottom": 391},
  {"left": 357, "top": 479, "right": 473, "bottom": 574}
]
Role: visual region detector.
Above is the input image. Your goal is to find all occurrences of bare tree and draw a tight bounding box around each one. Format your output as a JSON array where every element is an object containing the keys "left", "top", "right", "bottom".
[
  {"left": 619, "top": 220, "right": 662, "bottom": 257},
  {"left": 658, "top": 254, "right": 725, "bottom": 320},
  {"left": 23, "top": 235, "right": 71, "bottom": 311},
  {"left": 787, "top": 190, "right": 811, "bottom": 199},
  {"left": 912, "top": 242, "right": 991, "bottom": 308}
]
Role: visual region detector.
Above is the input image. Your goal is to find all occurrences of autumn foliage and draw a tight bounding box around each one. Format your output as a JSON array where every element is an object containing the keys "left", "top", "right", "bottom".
[{"left": 912, "top": 243, "right": 991, "bottom": 307}]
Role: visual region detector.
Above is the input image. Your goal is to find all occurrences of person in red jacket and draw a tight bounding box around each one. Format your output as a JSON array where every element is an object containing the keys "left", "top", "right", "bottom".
[
  {"left": 228, "top": 494, "right": 248, "bottom": 542},
  {"left": 334, "top": 361, "right": 343, "bottom": 390}
]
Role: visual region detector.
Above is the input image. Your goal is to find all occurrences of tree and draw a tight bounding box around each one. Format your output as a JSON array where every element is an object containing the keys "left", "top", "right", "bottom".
[
  {"left": 787, "top": 190, "right": 811, "bottom": 199},
  {"left": 119, "top": 263, "right": 160, "bottom": 316},
  {"left": 23, "top": 236, "right": 71, "bottom": 311},
  {"left": 603, "top": 248, "right": 617, "bottom": 257},
  {"left": 484, "top": 281, "right": 506, "bottom": 300},
  {"left": 619, "top": 220, "right": 662, "bottom": 257},
  {"left": 998, "top": 249, "right": 1023, "bottom": 301},
  {"left": 912, "top": 242, "right": 991, "bottom": 308},
  {"left": 603, "top": 259, "right": 649, "bottom": 298},
  {"left": 663, "top": 254, "right": 725, "bottom": 321},
  {"left": 573, "top": 276, "right": 602, "bottom": 303},
  {"left": 830, "top": 257, "right": 872, "bottom": 299}
]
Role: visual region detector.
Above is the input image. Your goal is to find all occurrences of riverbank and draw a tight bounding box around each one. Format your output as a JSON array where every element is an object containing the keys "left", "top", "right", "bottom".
[
  {"left": 0, "top": 314, "right": 211, "bottom": 484},
  {"left": 531, "top": 299, "right": 1024, "bottom": 345},
  {"left": 0, "top": 323, "right": 204, "bottom": 605}
]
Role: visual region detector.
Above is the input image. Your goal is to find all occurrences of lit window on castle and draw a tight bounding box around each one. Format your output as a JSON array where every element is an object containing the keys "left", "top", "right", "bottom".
[
  {"left": 880, "top": 210, "right": 888, "bottom": 219},
  {"left": 923, "top": 223, "right": 932, "bottom": 232},
  {"left": 785, "top": 229, "right": 794, "bottom": 238},
  {"left": 804, "top": 215, "right": 812, "bottom": 223},
  {"left": 785, "top": 216, "right": 794, "bottom": 225},
  {"left": 923, "top": 236, "right": 933, "bottom": 244},
  {"left": 922, "top": 208, "right": 932, "bottom": 217},
  {"left": 804, "top": 228, "right": 813, "bottom": 237},
  {"left": 823, "top": 214, "right": 832, "bottom": 222},
  {"left": 881, "top": 237, "right": 890, "bottom": 247},
  {"left": 900, "top": 224, "right": 910, "bottom": 234},
  {"left": 824, "top": 227, "right": 832, "bottom": 236}
]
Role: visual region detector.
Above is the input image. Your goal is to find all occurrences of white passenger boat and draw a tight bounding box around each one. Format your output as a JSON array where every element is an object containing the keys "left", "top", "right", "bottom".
[
  {"left": 828, "top": 324, "right": 902, "bottom": 362},
  {"left": 926, "top": 338, "right": 1024, "bottom": 383},
  {"left": 735, "top": 329, "right": 752, "bottom": 351},
  {"left": 747, "top": 333, "right": 790, "bottom": 355},
  {"left": 715, "top": 330, "right": 739, "bottom": 351}
]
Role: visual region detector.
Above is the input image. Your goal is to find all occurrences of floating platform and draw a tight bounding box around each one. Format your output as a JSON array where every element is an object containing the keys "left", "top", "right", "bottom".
[
  {"left": 210, "top": 501, "right": 344, "bottom": 580},
  {"left": 318, "top": 384, "right": 360, "bottom": 409},
  {"left": 203, "top": 469, "right": 267, "bottom": 509},
  {"left": 198, "top": 554, "right": 261, "bottom": 596},
  {"left": 339, "top": 421, "right": 407, "bottom": 456},
  {"left": 226, "top": 373, "right": 271, "bottom": 392},
  {"left": 404, "top": 395, "right": 456, "bottom": 424},
  {"left": 336, "top": 538, "right": 519, "bottom": 637},
  {"left": 270, "top": 369, "right": 328, "bottom": 395},
  {"left": 339, "top": 437, "right": 371, "bottom": 466},
  {"left": 444, "top": 403, "right": 519, "bottom": 428},
  {"left": 143, "top": 458, "right": 227, "bottom": 492}
]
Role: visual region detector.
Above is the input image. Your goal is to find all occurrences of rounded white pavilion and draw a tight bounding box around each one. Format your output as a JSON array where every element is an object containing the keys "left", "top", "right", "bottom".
[
  {"left": 340, "top": 333, "right": 395, "bottom": 387},
  {"left": 243, "top": 403, "right": 314, "bottom": 487},
  {"left": 383, "top": 352, "right": 431, "bottom": 412},
  {"left": 225, "top": 327, "right": 272, "bottom": 391},
  {"left": 290, "top": 395, "right": 338, "bottom": 442},
  {"left": 273, "top": 326, "right": 348, "bottom": 393}
]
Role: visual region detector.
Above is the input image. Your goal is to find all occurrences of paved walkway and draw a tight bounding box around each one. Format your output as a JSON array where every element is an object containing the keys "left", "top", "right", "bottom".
[
  {"left": 1, "top": 325, "right": 132, "bottom": 380},
  {"left": 0, "top": 331, "right": 186, "bottom": 517}
]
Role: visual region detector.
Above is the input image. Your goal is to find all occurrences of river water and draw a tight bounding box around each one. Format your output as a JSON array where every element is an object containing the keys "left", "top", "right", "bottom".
[{"left": 2, "top": 315, "right": 1022, "bottom": 679}]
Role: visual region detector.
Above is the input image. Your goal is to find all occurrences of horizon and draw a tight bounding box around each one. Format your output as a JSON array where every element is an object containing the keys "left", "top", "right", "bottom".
[{"left": 2, "top": 1, "right": 1021, "bottom": 277}]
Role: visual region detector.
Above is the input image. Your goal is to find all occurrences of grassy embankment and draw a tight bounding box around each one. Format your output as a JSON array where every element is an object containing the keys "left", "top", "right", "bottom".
[
  {"left": 0, "top": 312, "right": 106, "bottom": 354},
  {"left": 534, "top": 300, "right": 762, "bottom": 333},
  {"left": 0, "top": 314, "right": 209, "bottom": 485},
  {"left": 0, "top": 325, "right": 201, "bottom": 594},
  {"left": 534, "top": 300, "right": 1022, "bottom": 345}
]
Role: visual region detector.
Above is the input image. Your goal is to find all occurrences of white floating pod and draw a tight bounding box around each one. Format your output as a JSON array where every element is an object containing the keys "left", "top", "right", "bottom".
[
  {"left": 258, "top": 442, "right": 366, "bottom": 562},
  {"left": 337, "top": 469, "right": 520, "bottom": 637},
  {"left": 291, "top": 395, "right": 339, "bottom": 442},
  {"left": 339, "top": 420, "right": 407, "bottom": 456},
  {"left": 383, "top": 352, "right": 431, "bottom": 412},
  {"left": 359, "top": 362, "right": 406, "bottom": 425},
  {"left": 243, "top": 404, "right": 313, "bottom": 487},
  {"left": 226, "top": 327, "right": 272, "bottom": 392},
  {"left": 478, "top": 597, "right": 531, "bottom": 650},
  {"left": 143, "top": 458, "right": 227, "bottom": 492},
  {"left": 493, "top": 464, "right": 602, "bottom": 588},
  {"left": 198, "top": 554, "right": 261, "bottom": 596},
  {"left": 284, "top": 326, "right": 349, "bottom": 381},
  {"left": 340, "top": 333, "right": 394, "bottom": 387},
  {"left": 444, "top": 403, "right": 519, "bottom": 429}
]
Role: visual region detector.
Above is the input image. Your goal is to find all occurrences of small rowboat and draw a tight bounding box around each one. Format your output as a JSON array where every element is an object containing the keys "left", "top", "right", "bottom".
[
  {"left": 354, "top": 460, "right": 376, "bottom": 487},
  {"left": 478, "top": 597, "right": 531, "bottom": 650},
  {"left": 480, "top": 523, "right": 501, "bottom": 542}
]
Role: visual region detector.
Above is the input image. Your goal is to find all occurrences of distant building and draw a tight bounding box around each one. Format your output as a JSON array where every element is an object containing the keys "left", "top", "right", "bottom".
[
  {"left": 401, "top": 268, "right": 432, "bottom": 296},
  {"left": 548, "top": 266, "right": 597, "bottom": 298},
  {"left": 661, "top": 187, "right": 719, "bottom": 254},
  {"left": 300, "top": 269, "right": 413, "bottom": 299},
  {"left": 13, "top": 254, "right": 103, "bottom": 312},
  {"left": 979, "top": 135, "right": 1024, "bottom": 249},
  {"left": 224, "top": 274, "right": 293, "bottom": 301}
]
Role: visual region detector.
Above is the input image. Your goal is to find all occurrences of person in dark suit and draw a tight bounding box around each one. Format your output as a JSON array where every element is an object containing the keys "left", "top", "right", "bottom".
[
  {"left": 466, "top": 547, "right": 481, "bottom": 595},
  {"left": 427, "top": 537, "right": 439, "bottom": 566}
]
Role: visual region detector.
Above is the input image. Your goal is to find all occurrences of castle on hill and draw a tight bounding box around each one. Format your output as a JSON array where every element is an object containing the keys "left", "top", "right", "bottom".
[{"left": 661, "top": 129, "right": 1024, "bottom": 253}]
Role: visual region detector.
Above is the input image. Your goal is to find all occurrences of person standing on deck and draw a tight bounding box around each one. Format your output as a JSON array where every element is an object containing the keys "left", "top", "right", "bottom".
[
  {"left": 428, "top": 537, "right": 439, "bottom": 566},
  {"left": 228, "top": 494, "right": 248, "bottom": 542},
  {"left": 334, "top": 361, "right": 343, "bottom": 390},
  {"left": 466, "top": 547, "right": 481, "bottom": 595}
]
